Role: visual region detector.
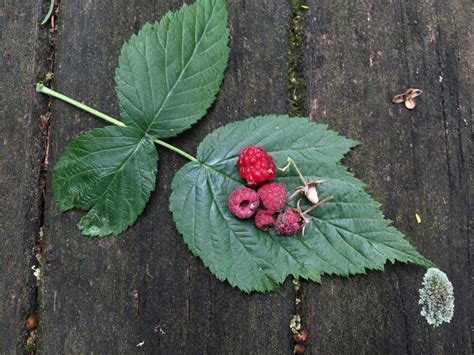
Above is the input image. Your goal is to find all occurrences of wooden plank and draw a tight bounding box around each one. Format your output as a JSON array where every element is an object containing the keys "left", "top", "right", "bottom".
[
  {"left": 303, "top": 0, "right": 472, "bottom": 353},
  {"left": 40, "top": 0, "right": 292, "bottom": 353},
  {"left": 0, "top": 1, "right": 47, "bottom": 352}
]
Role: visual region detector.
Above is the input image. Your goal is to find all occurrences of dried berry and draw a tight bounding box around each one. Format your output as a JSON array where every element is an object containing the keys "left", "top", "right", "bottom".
[
  {"left": 227, "top": 187, "right": 260, "bottom": 219},
  {"left": 275, "top": 209, "right": 301, "bottom": 236},
  {"left": 294, "top": 343, "right": 305, "bottom": 354},
  {"left": 257, "top": 182, "right": 287, "bottom": 214},
  {"left": 237, "top": 146, "right": 276, "bottom": 187},
  {"left": 25, "top": 314, "right": 38, "bottom": 330},
  {"left": 293, "top": 329, "right": 309, "bottom": 343},
  {"left": 254, "top": 210, "right": 276, "bottom": 231}
]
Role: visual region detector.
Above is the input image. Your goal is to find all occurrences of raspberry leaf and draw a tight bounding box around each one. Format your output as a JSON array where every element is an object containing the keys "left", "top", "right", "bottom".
[
  {"left": 198, "top": 115, "right": 359, "bottom": 175},
  {"left": 53, "top": 126, "right": 158, "bottom": 237},
  {"left": 170, "top": 115, "right": 433, "bottom": 292},
  {"left": 115, "top": 0, "right": 229, "bottom": 139}
]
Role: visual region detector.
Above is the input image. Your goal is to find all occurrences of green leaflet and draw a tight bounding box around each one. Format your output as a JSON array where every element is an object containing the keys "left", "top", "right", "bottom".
[
  {"left": 198, "top": 115, "right": 360, "bottom": 175},
  {"left": 169, "top": 116, "right": 433, "bottom": 292},
  {"left": 54, "top": 0, "right": 229, "bottom": 236},
  {"left": 115, "top": 0, "right": 229, "bottom": 138},
  {"left": 54, "top": 126, "right": 158, "bottom": 237}
]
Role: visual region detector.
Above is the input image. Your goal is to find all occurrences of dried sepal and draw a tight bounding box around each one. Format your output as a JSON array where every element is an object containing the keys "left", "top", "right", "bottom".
[
  {"left": 293, "top": 195, "right": 333, "bottom": 236},
  {"left": 305, "top": 185, "right": 319, "bottom": 204},
  {"left": 291, "top": 179, "right": 326, "bottom": 204}
]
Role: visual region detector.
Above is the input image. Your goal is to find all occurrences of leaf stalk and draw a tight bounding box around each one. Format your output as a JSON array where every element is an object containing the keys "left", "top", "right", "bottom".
[
  {"left": 36, "top": 83, "right": 198, "bottom": 162},
  {"left": 40, "top": 0, "right": 55, "bottom": 26}
]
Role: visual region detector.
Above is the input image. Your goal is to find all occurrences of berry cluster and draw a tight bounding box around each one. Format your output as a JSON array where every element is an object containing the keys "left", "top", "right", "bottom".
[{"left": 227, "top": 146, "right": 301, "bottom": 236}]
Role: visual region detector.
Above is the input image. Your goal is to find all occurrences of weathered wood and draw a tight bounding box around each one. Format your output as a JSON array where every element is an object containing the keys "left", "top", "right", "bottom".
[
  {"left": 40, "top": 0, "right": 292, "bottom": 353},
  {"left": 1, "top": 0, "right": 468, "bottom": 353},
  {"left": 303, "top": 0, "right": 472, "bottom": 353},
  {"left": 0, "top": 1, "right": 50, "bottom": 352}
]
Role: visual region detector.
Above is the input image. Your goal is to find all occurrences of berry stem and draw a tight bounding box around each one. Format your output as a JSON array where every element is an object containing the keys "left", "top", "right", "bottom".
[
  {"left": 287, "top": 157, "right": 307, "bottom": 185},
  {"left": 36, "top": 83, "right": 198, "bottom": 162},
  {"left": 301, "top": 195, "right": 333, "bottom": 215}
]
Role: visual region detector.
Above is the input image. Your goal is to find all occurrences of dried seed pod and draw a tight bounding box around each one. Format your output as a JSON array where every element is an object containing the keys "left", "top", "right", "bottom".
[
  {"left": 392, "top": 88, "right": 422, "bottom": 110},
  {"left": 406, "top": 88, "right": 423, "bottom": 98},
  {"left": 391, "top": 93, "right": 406, "bottom": 104},
  {"left": 405, "top": 97, "right": 416, "bottom": 110}
]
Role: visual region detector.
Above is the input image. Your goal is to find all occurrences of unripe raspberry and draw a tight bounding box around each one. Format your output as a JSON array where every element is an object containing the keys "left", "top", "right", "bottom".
[
  {"left": 254, "top": 210, "right": 276, "bottom": 231},
  {"left": 257, "top": 183, "right": 287, "bottom": 214},
  {"left": 275, "top": 209, "right": 300, "bottom": 236},
  {"left": 237, "top": 146, "right": 276, "bottom": 187},
  {"left": 227, "top": 187, "right": 260, "bottom": 219}
]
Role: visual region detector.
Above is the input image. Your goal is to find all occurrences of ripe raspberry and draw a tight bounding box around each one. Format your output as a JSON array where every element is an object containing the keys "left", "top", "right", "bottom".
[
  {"left": 257, "top": 183, "right": 287, "bottom": 214},
  {"left": 227, "top": 187, "right": 260, "bottom": 219},
  {"left": 254, "top": 210, "right": 276, "bottom": 231},
  {"left": 274, "top": 209, "right": 301, "bottom": 236},
  {"left": 237, "top": 146, "right": 276, "bottom": 187}
]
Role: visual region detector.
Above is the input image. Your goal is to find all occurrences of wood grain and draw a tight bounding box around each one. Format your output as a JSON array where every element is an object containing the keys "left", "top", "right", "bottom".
[
  {"left": 1, "top": 0, "right": 471, "bottom": 353},
  {"left": 303, "top": 0, "right": 472, "bottom": 353},
  {"left": 0, "top": 1, "right": 49, "bottom": 352}
]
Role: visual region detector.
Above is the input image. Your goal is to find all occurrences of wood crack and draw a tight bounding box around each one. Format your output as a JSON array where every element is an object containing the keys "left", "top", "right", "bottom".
[{"left": 30, "top": 0, "right": 61, "bottom": 353}]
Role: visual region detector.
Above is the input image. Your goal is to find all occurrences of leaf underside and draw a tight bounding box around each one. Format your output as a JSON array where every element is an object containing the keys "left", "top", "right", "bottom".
[
  {"left": 170, "top": 115, "right": 433, "bottom": 292},
  {"left": 54, "top": 126, "right": 158, "bottom": 237},
  {"left": 115, "top": 0, "right": 229, "bottom": 139}
]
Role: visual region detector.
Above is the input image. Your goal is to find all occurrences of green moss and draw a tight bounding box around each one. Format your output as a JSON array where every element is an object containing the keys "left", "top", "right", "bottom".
[
  {"left": 287, "top": 0, "right": 308, "bottom": 117},
  {"left": 24, "top": 343, "right": 36, "bottom": 353},
  {"left": 35, "top": 72, "right": 46, "bottom": 82}
]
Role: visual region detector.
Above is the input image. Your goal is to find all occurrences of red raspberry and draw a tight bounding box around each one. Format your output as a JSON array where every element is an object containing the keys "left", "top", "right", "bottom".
[
  {"left": 257, "top": 183, "right": 287, "bottom": 214},
  {"left": 254, "top": 210, "right": 276, "bottom": 231},
  {"left": 237, "top": 146, "right": 276, "bottom": 187},
  {"left": 274, "top": 209, "right": 301, "bottom": 236},
  {"left": 227, "top": 187, "right": 260, "bottom": 219}
]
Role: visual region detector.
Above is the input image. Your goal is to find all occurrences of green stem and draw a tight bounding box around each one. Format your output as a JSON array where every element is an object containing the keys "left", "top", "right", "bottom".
[
  {"left": 36, "top": 83, "right": 125, "bottom": 127},
  {"left": 36, "top": 83, "right": 198, "bottom": 162},
  {"left": 40, "top": 0, "right": 55, "bottom": 26},
  {"left": 154, "top": 139, "right": 198, "bottom": 162},
  {"left": 287, "top": 157, "right": 307, "bottom": 185}
]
